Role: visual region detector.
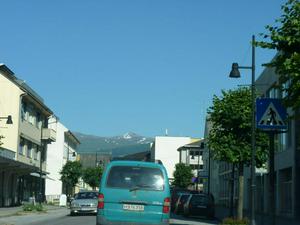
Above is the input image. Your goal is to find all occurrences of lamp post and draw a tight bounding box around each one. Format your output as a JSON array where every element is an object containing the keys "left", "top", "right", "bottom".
[
  {"left": 229, "top": 35, "right": 256, "bottom": 225},
  {"left": 0, "top": 115, "right": 13, "bottom": 124}
]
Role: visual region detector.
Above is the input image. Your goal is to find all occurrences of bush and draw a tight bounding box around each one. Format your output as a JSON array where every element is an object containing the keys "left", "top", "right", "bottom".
[
  {"left": 23, "top": 203, "right": 34, "bottom": 211},
  {"left": 220, "top": 217, "right": 250, "bottom": 225},
  {"left": 23, "top": 203, "right": 44, "bottom": 212},
  {"left": 35, "top": 204, "right": 44, "bottom": 211}
]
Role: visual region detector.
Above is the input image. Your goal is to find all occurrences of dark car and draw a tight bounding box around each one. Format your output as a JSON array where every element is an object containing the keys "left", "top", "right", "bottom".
[
  {"left": 183, "top": 194, "right": 215, "bottom": 219},
  {"left": 174, "top": 193, "right": 190, "bottom": 215},
  {"left": 170, "top": 188, "right": 190, "bottom": 212}
]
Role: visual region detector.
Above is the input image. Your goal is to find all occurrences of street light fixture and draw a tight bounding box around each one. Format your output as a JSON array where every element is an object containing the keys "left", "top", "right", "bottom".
[
  {"left": 229, "top": 35, "right": 256, "bottom": 225},
  {"left": 0, "top": 115, "right": 13, "bottom": 124}
]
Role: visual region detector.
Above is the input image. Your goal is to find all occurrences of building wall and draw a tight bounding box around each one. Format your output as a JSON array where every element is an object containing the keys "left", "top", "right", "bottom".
[
  {"left": 45, "top": 121, "right": 66, "bottom": 197},
  {"left": 152, "top": 136, "right": 192, "bottom": 180},
  {"left": 0, "top": 65, "right": 54, "bottom": 206},
  {"left": 204, "top": 64, "right": 298, "bottom": 218},
  {"left": 0, "top": 73, "right": 24, "bottom": 155}
]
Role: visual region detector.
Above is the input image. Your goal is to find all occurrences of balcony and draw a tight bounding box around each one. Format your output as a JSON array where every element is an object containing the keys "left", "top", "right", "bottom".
[{"left": 42, "top": 128, "right": 56, "bottom": 143}]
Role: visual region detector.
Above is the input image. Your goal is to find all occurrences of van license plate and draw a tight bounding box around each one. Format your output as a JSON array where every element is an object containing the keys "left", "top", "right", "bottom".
[{"left": 123, "top": 204, "right": 144, "bottom": 211}]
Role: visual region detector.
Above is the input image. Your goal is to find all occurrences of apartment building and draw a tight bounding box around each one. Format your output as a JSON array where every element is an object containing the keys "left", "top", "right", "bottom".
[
  {"left": 203, "top": 64, "right": 300, "bottom": 220},
  {"left": 177, "top": 139, "right": 205, "bottom": 190},
  {"left": 45, "top": 119, "right": 80, "bottom": 203},
  {"left": 0, "top": 64, "right": 56, "bottom": 206},
  {"left": 150, "top": 136, "right": 197, "bottom": 181}
]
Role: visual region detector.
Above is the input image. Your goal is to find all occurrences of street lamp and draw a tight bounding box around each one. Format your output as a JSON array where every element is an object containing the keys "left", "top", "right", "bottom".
[
  {"left": 0, "top": 115, "right": 13, "bottom": 124},
  {"left": 229, "top": 35, "right": 256, "bottom": 225}
]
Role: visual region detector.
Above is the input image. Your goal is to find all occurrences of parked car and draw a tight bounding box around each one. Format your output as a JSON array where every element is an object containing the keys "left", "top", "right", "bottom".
[
  {"left": 170, "top": 188, "right": 190, "bottom": 212},
  {"left": 183, "top": 194, "right": 215, "bottom": 219},
  {"left": 97, "top": 160, "right": 171, "bottom": 225},
  {"left": 70, "top": 191, "right": 98, "bottom": 216},
  {"left": 174, "top": 193, "right": 190, "bottom": 215}
]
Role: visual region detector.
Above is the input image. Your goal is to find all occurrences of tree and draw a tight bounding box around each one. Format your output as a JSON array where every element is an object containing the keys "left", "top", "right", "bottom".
[
  {"left": 172, "top": 163, "right": 194, "bottom": 188},
  {"left": 60, "top": 161, "right": 82, "bottom": 196},
  {"left": 256, "top": 0, "right": 300, "bottom": 110},
  {"left": 82, "top": 166, "right": 103, "bottom": 190},
  {"left": 207, "top": 87, "right": 269, "bottom": 219}
]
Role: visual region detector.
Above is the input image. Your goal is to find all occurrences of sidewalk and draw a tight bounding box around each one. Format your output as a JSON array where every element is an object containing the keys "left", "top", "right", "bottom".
[
  {"left": 215, "top": 205, "right": 300, "bottom": 225},
  {"left": 0, "top": 204, "right": 64, "bottom": 218}
]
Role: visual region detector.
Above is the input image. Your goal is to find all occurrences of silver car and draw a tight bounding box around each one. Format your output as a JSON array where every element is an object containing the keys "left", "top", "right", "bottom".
[{"left": 70, "top": 191, "right": 98, "bottom": 216}]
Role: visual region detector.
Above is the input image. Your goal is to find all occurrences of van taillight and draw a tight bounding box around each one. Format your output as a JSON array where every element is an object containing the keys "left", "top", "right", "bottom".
[
  {"left": 163, "top": 197, "right": 170, "bottom": 213},
  {"left": 98, "top": 193, "right": 104, "bottom": 209}
]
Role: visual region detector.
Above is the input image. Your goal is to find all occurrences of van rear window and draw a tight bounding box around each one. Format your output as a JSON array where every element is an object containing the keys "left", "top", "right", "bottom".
[{"left": 106, "top": 166, "right": 164, "bottom": 191}]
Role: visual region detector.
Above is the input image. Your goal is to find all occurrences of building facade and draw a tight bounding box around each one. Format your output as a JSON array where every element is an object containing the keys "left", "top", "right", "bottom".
[
  {"left": 203, "top": 64, "right": 300, "bottom": 220},
  {"left": 0, "top": 64, "right": 56, "bottom": 206},
  {"left": 150, "top": 136, "right": 196, "bottom": 181},
  {"left": 45, "top": 119, "right": 80, "bottom": 203},
  {"left": 177, "top": 139, "right": 205, "bottom": 191}
]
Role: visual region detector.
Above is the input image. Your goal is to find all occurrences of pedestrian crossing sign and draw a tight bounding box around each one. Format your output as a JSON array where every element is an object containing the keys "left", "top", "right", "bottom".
[{"left": 256, "top": 98, "right": 287, "bottom": 130}]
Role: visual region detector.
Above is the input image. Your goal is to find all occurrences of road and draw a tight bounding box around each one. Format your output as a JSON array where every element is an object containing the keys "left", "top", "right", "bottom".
[{"left": 0, "top": 208, "right": 219, "bottom": 225}]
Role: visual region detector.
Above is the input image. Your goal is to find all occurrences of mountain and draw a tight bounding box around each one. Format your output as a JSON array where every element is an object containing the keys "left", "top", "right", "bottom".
[{"left": 74, "top": 132, "right": 154, "bottom": 156}]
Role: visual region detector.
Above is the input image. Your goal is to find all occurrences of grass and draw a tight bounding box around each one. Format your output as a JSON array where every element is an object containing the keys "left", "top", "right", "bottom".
[
  {"left": 22, "top": 203, "right": 47, "bottom": 213},
  {"left": 220, "top": 217, "right": 250, "bottom": 225}
]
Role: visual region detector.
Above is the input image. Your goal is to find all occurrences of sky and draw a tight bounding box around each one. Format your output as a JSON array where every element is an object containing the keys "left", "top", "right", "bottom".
[{"left": 0, "top": 0, "right": 285, "bottom": 138}]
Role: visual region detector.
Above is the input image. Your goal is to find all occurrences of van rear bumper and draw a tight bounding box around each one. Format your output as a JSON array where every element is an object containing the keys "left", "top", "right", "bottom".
[{"left": 97, "top": 217, "right": 169, "bottom": 225}]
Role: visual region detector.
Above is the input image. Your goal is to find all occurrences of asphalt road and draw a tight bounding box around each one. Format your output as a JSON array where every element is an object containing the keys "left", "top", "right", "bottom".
[{"left": 0, "top": 208, "right": 219, "bottom": 225}]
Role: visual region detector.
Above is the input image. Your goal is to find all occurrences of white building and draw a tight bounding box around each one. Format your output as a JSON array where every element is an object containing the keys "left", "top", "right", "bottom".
[
  {"left": 45, "top": 119, "right": 80, "bottom": 203},
  {"left": 150, "top": 136, "right": 197, "bottom": 181}
]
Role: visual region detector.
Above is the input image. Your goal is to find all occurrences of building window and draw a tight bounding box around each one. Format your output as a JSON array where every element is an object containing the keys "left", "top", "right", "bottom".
[
  {"left": 27, "top": 142, "right": 32, "bottom": 158},
  {"left": 275, "top": 132, "right": 287, "bottom": 152},
  {"left": 19, "top": 138, "right": 25, "bottom": 155},
  {"left": 279, "top": 168, "right": 292, "bottom": 213},
  {"left": 21, "top": 102, "right": 29, "bottom": 121},
  {"left": 287, "top": 120, "right": 292, "bottom": 147},
  {"left": 27, "top": 104, "right": 37, "bottom": 126},
  {"left": 36, "top": 112, "right": 42, "bottom": 129},
  {"left": 33, "top": 144, "right": 38, "bottom": 160},
  {"left": 266, "top": 86, "right": 282, "bottom": 99}
]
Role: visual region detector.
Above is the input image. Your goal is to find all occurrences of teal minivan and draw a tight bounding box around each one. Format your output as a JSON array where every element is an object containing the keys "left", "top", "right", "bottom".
[{"left": 97, "top": 160, "right": 170, "bottom": 225}]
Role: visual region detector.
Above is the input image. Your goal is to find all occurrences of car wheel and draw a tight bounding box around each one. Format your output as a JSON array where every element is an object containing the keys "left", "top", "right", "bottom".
[{"left": 70, "top": 211, "right": 75, "bottom": 216}]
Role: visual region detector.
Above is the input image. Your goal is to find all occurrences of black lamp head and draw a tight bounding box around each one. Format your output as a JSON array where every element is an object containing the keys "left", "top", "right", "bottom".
[
  {"left": 229, "top": 63, "right": 241, "bottom": 78},
  {"left": 6, "top": 115, "right": 13, "bottom": 124}
]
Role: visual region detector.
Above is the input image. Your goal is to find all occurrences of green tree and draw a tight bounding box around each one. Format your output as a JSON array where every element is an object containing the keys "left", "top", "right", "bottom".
[
  {"left": 172, "top": 163, "right": 194, "bottom": 188},
  {"left": 82, "top": 166, "right": 103, "bottom": 190},
  {"left": 256, "top": 0, "right": 300, "bottom": 110},
  {"left": 207, "top": 87, "right": 269, "bottom": 219},
  {"left": 60, "top": 161, "right": 82, "bottom": 195}
]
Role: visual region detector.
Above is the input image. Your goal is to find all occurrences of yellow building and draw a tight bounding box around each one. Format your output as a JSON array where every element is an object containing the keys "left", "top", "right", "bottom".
[{"left": 0, "top": 64, "right": 56, "bottom": 206}]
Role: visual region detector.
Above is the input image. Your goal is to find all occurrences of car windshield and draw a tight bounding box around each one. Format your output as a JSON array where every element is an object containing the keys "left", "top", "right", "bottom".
[
  {"left": 106, "top": 165, "right": 164, "bottom": 191},
  {"left": 75, "top": 192, "right": 98, "bottom": 200}
]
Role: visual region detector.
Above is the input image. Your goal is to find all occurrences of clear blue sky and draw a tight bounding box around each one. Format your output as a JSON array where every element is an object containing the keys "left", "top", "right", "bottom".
[{"left": 0, "top": 0, "right": 285, "bottom": 138}]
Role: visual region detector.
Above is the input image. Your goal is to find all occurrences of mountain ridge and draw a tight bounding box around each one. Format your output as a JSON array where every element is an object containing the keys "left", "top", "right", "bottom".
[{"left": 74, "top": 132, "right": 154, "bottom": 156}]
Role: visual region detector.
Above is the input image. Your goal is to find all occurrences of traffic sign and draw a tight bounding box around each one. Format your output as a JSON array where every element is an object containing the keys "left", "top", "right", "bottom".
[{"left": 256, "top": 98, "right": 287, "bottom": 130}]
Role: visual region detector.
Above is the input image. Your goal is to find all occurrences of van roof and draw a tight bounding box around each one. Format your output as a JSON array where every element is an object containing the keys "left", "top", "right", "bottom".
[{"left": 107, "top": 160, "right": 164, "bottom": 169}]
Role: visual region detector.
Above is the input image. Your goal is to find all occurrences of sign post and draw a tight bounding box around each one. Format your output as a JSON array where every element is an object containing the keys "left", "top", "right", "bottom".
[{"left": 256, "top": 98, "right": 287, "bottom": 225}]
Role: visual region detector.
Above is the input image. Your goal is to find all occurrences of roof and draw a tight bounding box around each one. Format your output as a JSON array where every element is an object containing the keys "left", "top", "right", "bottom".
[
  {"left": 177, "top": 139, "right": 204, "bottom": 151},
  {"left": 0, "top": 64, "right": 53, "bottom": 114},
  {"left": 65, "top": 130, "right": 81, "bottom": 145}
]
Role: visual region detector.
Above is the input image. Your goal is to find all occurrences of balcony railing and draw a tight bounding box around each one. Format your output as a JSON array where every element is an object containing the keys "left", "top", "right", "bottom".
[
  {"left": 0, "top": 147, "right": 16, "bottom": 160},
  {"left": 42, "top": 128, "right": 56, "bottom": 142}
]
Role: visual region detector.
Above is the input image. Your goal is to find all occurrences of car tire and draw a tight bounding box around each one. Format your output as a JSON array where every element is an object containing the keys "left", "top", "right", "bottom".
[{"left": 70, "top": 211, "right": 75, "bottom": 216}]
